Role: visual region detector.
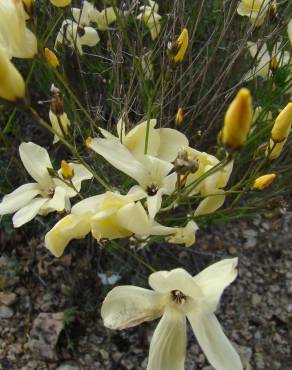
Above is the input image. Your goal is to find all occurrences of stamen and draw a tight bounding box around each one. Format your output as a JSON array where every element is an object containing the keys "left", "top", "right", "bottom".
[
  {"left": 171, "top": 290, "right": 186, "bottom": 304},
  {"left": 146, "top": 183, "right": 159, "bottom": 196}
]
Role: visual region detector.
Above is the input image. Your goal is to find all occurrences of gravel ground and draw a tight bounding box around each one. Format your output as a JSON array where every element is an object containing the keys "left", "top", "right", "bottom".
[{"left": 0, "top": 211, "right": 291, "bottom": 370}]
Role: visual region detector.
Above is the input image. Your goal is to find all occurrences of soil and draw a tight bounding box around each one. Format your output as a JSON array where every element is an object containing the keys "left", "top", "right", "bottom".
[{"left": 0, "top": 211, "right": 291, "bottom": 370}]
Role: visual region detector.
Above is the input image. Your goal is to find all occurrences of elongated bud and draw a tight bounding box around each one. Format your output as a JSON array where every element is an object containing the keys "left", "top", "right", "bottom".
[
  {"left": 266, "top": 103, "right": 292, "bottom": 160},
  {"left": 168, "top": 28, "right": 189, "bottom": 64},
  {"left": 0, "top": 47, "right": 25, "bottom": 103},
  {"left": 222, "top": 88, "right": 253, "bottom": 150},
  {"left": 61, "top": 160, "right": 74, "bottom": 179},
  {"left": 50, "top": 0, "right": 72, "bottom": 7},
  {"left": 45, "top": 48, "right": 60, "bottom": 68},
  {"left": 269, "top": 56, "right": 278, "bottom": 72},
  {"left": 253, "top": 174, "right": 276, "bottom": 190},
  {"left": 271, "top": 103, "right": 292, "bottom": 142},
  {"left": 175, "top": 108, "right": 184, "bottom": 127}
]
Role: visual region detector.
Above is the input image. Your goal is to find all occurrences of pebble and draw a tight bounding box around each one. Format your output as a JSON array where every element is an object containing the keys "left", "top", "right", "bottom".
[
  {"left": 0, "top": 305, "right": 14, "bottom": 319},
  {"left": 0, "top": 292, "right": 17, "bottom": 306},
  {"left": 56, "top": 364, "right": 80, "bottom": 370}
]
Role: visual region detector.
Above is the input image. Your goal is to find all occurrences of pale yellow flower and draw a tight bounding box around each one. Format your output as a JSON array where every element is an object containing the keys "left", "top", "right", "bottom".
[
  {"left": 101, "top": 258, "right": 242, "bottom": 370},
  {"left": 55, "top": 20, "right": 100, "bottom": 55},
  {"left": 184, "top": 149, "right": 233, "bottom": 216},
  {"left": 237, "top": 0, "right": 273, "bottom": 27},
  {"left": 49, "top": 110, "right": 71, "bottom": 144},
  {"left": 288, "top": 19, "right": 292, "bottom": 46},
  {"left": 0, "top": 47, "right": 25, "bottom": 102},
  {"left": 137, "top": 0, "right": 162, "bottom": 40},
  {"left": 45, "top": 191, "right": 176, "bottom": 257},
  {"left": 0, "top": 0, "right": 37, "bottom": 59},
  {"left": 168, "top": 221, "right": 199, "bottom": 247},
  {"left": 0, "top": 142, "right": 92, "bottom": 227}
]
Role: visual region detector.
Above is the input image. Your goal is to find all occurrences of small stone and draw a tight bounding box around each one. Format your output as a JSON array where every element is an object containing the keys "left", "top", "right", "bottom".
[
  {"left": 56, "top": 364, "right": 80, "bottom": 370},
  {"left": 0, "top": 305, "right": 14, "bottom": 319},
  {"left": 251, "top": 293, "right": 261, "bottom": 306},
  {"left": 0, "top": 292, "right": 17, "bottom": 306}
]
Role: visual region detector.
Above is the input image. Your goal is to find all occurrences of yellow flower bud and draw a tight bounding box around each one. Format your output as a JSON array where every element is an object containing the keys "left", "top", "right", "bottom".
[
  {"left": 269, "top": 56, "right": 278, "bottom": 72},
  {"left": 45, "top": 48, "right": 59, "bottom": 68},
  {"left": 222, "top": 88, "right": 253, "bottom": 150},
  {"left": 175, "top": 108, "right": 184, "bottom": 126},
  {"left": 61, "top": 160, "right": 74, "bottom": 179},
  {"left": 271, "top": 103, "right": 292, "bottom": 142},
  {"left": 0, "top": 47, "right": 25, "bottom": 103},
  {"left": 50, "top": 0, "right": 72, "bottom": 7},
  {"left": 85, "top": 137, "right": 93, "bottom": 147},
  {"left": 169, "top": 28, "right": 189, "bottom": 64},
  {"left": 253, "top": 174, "right": 276, "bottom": 190},
  {"left": 266, "top": 103, "right": 292, "bottom": 160}
]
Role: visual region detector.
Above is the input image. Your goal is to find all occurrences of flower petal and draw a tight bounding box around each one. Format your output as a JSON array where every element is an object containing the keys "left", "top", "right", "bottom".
[
  {"left": 147, "top": 305, "right": 186, "bottom": 370},
  {"left": 193, "top": 258, "right": 238, "bottom": 311},
  {"left": 115, "top": 201, "right": 151, "bottom": 235},
  {"left": 45, "top": 214, "right": 91, "bottom": 257},
  {"left": 0, "top": 183, "right": 41, "bottom": 214},
  {"left": 147, "top": 192, "right": 162, "bottom": 219},
  {"left": 149, "top": 268, "right": 202, "bottom": 299},
  {"left": 89, "top": 138, "right": 147, "bottom": 184},
  {"left": 187, "top": 311, "right": 242, "bottom": 370},
  {"left": 19, "top": 142, "right": 54, "bottom": 188},
  {"left": 71, "top": 194, "right": 104, "bottom": 215},
  {"left": 101, "top": 286, "right": 166, "bottom": 330},
  {"left": 194, "top": 191, "right": 225, "bottom": 216},
  {"left": 157, "top": 128, "right": 189, "bottom": 162},
  {"left": 81, "top": 26, "right": 100, "bottom": 47},
  {"left": 12, "top": 197, "right": 48, "bottom": 228},
  {"left": 40, "top": 186, "right": 67, "bottom": 213}
]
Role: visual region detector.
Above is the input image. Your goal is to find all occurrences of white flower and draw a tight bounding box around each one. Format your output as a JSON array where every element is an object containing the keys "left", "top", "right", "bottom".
[
  {"left": 49, "top": 110, "right": 71, "bottom": 144},
  {"left": 101, "top": 258, "right": 243, "bottom": 370},
  {"left": 0, "top": 142, "right": 92, "bottom": 227},
  {"left": 244, "top": 41, "right": 290, "bottom": 81},
  {"left": 137, "top": 0, "right": 162, "bottom": 40},
  {"left": 45, "top": 191, "right": 176, "bottom": 257},
  {"left": 72, "top": 1, "right": 117, "bottom": 31},
  {"left": 167, "top": 220, "right": 199, "bottom": 247},
  {"left": 55, "top": 19, "right": 100, "bottom": 55},
  {"left": 184, "top": 148, "right": 233, "bottom": 216},
  {"left": 99, "top": 118, "right": 188, "bottom": 162},
  {"left": 0, "top": 0, "right": 37, "bottom": 59},
  {"left": 89, "top": 138, "right": 177, "bottom": 218},
  {"left": 237, "top": 0, "right": 272, "bottom": 27}
]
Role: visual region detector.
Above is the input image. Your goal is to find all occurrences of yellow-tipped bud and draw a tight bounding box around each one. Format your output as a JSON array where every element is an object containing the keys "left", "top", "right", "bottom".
[
  {"left": 168, "top": 28, "right": 189, "bottom": 64},
  {"left": 271, "top": 103, "right": 292, "bottom": 142},
  {"left": 0, "top": 47, "right": 25, "bottom": 103},
  {"left": 61, "top": 160, "right": 74, "bottom": 179},
  {"left": 45, "top": 48, "right": 60, "bottom": 68},
  {"left": 175, "top": 108, "right": 184, "bottom": 126},
  {"left": 269, "top": 56, "right": 278, "bottom": 72},
  {"left": 222, "top": 88, "right": 253, "bottom": 150},
  {"left": 50, "top": 0, "right": 72, "bottom": 7},
  {"left": 85, "top": 137, "right": 93, "bottom": 148},
  {"left": 253, "top": 174, "right": 276, "bottom": 190},
  {"left": 266, "top": 103, "right": 292, "bottom": 160}
]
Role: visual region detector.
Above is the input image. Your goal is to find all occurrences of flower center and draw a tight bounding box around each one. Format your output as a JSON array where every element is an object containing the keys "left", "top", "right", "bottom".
[
  {"left": 171, "top": 290, "right": 186, "bottom": 304},
  {"left": 146, "top": 183, "right": 159, "bottom": 196}
]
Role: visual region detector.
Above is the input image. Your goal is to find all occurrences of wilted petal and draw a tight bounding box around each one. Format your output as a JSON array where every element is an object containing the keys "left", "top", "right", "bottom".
[
  {"left": 0, "top": 183, "right": 41, "bottom": 215},
  {"left": 147, "top": 305, "right": 186, "bottom": 370},
  {"left": 19, "top": 142, "right": 54, "bottom": 189},
  {"left": 168, "top": 221, "right": 199, "bottom": 247},
  {"left": 149, "top": 268, "right": 202, "bottom": 299},
  {"left": 194, "top": 191, "right": 226, "bottom": 216},
  {"left": 101, "top": 285, "right": 166, "bottom": 330},
  {"left": 187, "top": 311, "right": 242, "bottom": 370},
  {"left": 12, "top": 197, "right": 48, "bottom": 228},
  {"left": 45, "top": 214, "right": 91, "bottom": 257},
  {"left": 193, "top": 258, "right": 238, "bottom": 311},
  {"left": 158, "top": 128, "right": 189, "bottom": 162}
]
